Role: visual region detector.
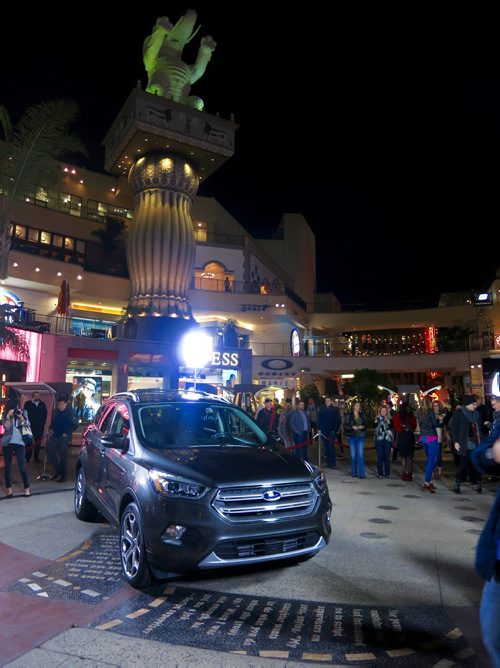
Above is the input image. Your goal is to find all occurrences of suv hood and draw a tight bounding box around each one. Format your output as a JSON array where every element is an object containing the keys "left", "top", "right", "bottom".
[{"left": 141, "top": 444, "right": 313, "bottom": 486}]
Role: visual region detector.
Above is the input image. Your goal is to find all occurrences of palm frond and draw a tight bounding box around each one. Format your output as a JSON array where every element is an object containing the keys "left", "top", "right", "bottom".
[
  {"left": 0, "top": 104, "right": 12, "bottom": 141},
  {"left": 7, "top": 100, "right": 87, "bottom": 203},
  {"left": 0, "top": 326, "right": 30, "bottom": 361}
]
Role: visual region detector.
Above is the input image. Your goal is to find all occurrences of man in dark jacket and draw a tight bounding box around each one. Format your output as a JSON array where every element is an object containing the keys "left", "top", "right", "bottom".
[
  {"left": 289, "top": 400, "right": 310, "bottom": 461},
  {"left": 451, "top": 395, "right": 482, "bottom": 494},
  {"left": 23, "top": 391, "right": 48, "bottom": 463},
  {"left": 47, "top": 398, "right": 77, "bottom": 482},
  {"left": 318, "top": 397, "right": 341, "bottom": 468},
  {"left": 471, "top": 437, "right": 500, "bottom": 667},
  {"left": 256, "top": 398, "right": 278, "bottom": 441}
]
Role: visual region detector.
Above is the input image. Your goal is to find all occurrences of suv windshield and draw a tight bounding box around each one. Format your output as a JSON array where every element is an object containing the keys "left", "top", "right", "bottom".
[{"left": 136, "top": 402, "right": 268, "bottom": 449}]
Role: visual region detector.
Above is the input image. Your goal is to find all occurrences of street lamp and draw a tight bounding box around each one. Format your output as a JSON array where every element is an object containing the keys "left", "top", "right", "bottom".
[
  {"left": 377, "top": 384, "right": 398, "bottom": 395},
  {"left": 181, "top": 329, "right": 213, "bottom": 391},
  {"left": 421, "top": 385, "right": 442, "bottom": 397}
]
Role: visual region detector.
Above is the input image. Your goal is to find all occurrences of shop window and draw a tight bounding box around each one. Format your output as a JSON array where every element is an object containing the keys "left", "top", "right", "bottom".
[
  {"left": 53, "top": 234, "right": 63, "bottom": 248},
  {"left": 39, "top": 230, "right": 51, "bottom": 245},
  {"left": 64, "top": 237, "right": 74, "bottom": 250},
  {"left": 15, "top": 225, "right": 26, "bottom": 239}
]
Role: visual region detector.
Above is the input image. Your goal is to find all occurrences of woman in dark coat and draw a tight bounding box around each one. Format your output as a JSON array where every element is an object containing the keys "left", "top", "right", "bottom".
[{"left": 392, "top": 402, "right": 416, "bottom": 481}]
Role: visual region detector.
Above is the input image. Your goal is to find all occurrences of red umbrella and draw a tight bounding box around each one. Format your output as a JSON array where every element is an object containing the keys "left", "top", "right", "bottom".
[{"left": 56, "top": 280, "right": 70, "bottom": 316}]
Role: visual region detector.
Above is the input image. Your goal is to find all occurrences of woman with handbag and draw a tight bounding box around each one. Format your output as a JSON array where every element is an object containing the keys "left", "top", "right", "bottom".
[{"left": 1, "top": 400, "right": 31, "bottom": 497}]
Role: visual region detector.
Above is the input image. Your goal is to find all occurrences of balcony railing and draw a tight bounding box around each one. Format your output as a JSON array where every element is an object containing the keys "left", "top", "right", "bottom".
[
  {"left": 190, "top": 277, "right": 285, "bottom": 295},
  {"left": 251, "top": 339, "right": 490, "bottom": 357}
]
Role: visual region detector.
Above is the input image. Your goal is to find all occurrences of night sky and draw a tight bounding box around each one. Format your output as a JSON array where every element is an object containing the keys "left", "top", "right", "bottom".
[{"left": 2, "top": 5, "right": 499, "bottom": 308}]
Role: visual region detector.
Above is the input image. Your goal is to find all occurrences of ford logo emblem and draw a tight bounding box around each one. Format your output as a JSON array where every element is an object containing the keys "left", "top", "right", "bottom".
[{"left": 263, "top": 490, "right": 281, "bottom": 501}]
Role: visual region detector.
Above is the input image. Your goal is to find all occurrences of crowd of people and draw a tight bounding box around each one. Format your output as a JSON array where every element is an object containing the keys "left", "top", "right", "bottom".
[
  {"left": 1, "top": 391, "right": 77, "bottom": 496},
  {"left": 1, "top": 388, "right": 498, "bottom": 664},
  {"left": 255, "top": 390, "right": 500, "bottom": 665}
]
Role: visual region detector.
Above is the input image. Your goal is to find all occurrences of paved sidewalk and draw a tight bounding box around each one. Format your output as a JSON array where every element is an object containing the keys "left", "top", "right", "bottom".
[{"left": 0, "top": 446, "right": 496, "bottom": 666}]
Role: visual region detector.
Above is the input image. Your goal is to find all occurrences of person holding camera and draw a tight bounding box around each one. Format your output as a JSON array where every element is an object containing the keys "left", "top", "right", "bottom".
[{"left": 1, "top": 400, "right": 31, "bottom": 497}]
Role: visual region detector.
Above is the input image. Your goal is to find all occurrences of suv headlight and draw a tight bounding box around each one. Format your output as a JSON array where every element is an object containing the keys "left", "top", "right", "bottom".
[
  {"left": 313, "top": 470, "right": 327, "bottom": 492},
  {"left": 149, "top": 470, "right": 209, "bottom": 499}
]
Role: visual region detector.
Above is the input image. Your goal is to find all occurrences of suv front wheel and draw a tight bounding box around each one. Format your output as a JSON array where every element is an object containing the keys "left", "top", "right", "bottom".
[
  {"left": 120, "top": 503, "right": 152, "bottom": 588},
  {"left": 74, "top": 467, "right": 98, "bottom": 522}
]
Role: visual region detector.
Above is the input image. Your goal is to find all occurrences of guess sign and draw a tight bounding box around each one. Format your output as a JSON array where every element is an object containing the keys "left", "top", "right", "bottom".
[{"left": 211, "top": 352, "right": 239, "bottom": 367}]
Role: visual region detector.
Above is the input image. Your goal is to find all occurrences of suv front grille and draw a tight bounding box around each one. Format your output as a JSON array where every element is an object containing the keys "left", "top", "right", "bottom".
[
  {"left": 212, "top": 482, "right": 317, "bottom": 523},
  {"left": 213, "top": 531, "right": 321, "bottom": 559}
]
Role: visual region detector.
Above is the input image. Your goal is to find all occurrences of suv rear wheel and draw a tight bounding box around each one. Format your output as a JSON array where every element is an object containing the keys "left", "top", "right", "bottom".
[
  {"left": 120, "top": 503, "right": 152, "bottom": 588},
  {"left": 74, "top": 468, "right": 98, "bottom": 521}
]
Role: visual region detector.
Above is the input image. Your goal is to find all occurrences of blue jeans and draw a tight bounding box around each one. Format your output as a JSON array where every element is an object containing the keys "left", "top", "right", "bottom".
[
  {"left": 321, "top": 431, "right": 336, "bottom": 468},
  {"left": 480, "top": 577, "right": 500, "bottom": 667},
  {"left": 422, "top": 437, "right": 439, "bottom": 484},
  {"left": 2, "top": 444, "right": 30, "bottom": 489},
  {"left": 293, "top": 431, "right": 308, "bottom": 461},
  {"left": 375, "top": 439, "right": 391, "bottom": 477},
  {"left": 348, "top": 437, "right": 365, "bottom": 477},
  {"left": 435, "top": 442, "right": 443, "bottom": 468}
]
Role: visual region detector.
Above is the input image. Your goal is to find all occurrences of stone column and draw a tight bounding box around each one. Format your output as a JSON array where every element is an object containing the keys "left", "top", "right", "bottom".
[{"left": 127, "top": 152, "right": 198, "bottom": 319}]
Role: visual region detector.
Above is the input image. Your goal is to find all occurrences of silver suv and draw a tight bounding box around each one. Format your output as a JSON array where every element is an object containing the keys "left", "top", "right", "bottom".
[{"left": 74, "top": 390, "right": 332, "bottom": 588}]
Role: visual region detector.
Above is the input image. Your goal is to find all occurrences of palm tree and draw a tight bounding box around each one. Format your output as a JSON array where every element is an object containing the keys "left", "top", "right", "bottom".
[
  {"left": 91, "top": 216, "right": 125, "bottom": 253},
  {"left": 0, "top": 100, "right": 86, "bottom": 278}
]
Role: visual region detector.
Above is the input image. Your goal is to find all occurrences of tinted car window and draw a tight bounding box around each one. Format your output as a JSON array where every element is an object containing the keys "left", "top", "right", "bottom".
[
  {"left": 110, "top": 402, "right": 130, "bottom": 437},
  {"left": 98, "top": 404, "right": 115, "bottom": 433},
  {"left": 137, "top": 402, "right": 267, "bottom": 448}
]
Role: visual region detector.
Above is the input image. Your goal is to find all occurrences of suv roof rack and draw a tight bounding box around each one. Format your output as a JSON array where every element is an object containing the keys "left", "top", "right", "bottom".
[
  {"left": 111, "top": 391, "right": 142, "bottom": 403},
  {"left": 110, "top": 389, "right": 231, "bottom": 404}
]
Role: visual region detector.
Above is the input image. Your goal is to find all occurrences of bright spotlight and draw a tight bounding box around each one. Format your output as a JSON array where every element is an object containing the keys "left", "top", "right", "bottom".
[{"left": 181, "top": 329, "right": 213, "bottom": 390}]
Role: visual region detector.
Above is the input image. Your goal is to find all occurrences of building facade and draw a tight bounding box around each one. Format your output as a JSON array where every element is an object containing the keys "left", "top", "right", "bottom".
[{"left": 1, "top": 158, "right": 499, "bottom": 410}]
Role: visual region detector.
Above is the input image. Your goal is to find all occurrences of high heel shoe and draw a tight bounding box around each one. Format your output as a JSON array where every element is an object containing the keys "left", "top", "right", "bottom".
[{"left": 423, "top": 482, "right": 436, "bottom": 493}]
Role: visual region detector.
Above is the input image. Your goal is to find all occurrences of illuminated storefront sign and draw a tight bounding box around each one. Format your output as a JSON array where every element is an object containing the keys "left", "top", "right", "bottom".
[
  {"left": 211, "top": 351, "right": 239, "bottom": 368},
  {"left": 290, "top": 328, "right": 301, "bottom": 357},
  {"left": 0, "top": 289, "right": 22, "bottom": 306},
  {"left": 262, "top": 358, "right": 294, "bottom": 370}
]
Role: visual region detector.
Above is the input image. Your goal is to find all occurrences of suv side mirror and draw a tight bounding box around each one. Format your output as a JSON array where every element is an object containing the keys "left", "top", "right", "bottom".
[{"left": 101, "top": 434, "right": 128, "bottom": 451}]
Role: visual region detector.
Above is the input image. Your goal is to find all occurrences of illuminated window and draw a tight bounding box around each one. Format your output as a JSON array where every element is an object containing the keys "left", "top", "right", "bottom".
[
  {"left": 193, "top": 221, "right": 207, "bottom": 242},
  {"left": 28, "top": 228, "right": 39, "bottom": 243},
  {"left": 88, "top": 199, "right": 133, "bottom": 221},
  {"left": 35, "top": 187, "right": 49, "bottom": 205},
  {"left": 64, "top": 238, "right": 74, "bottom": 250},
  {"left": 58, "top": 192, "right": 81, "bottom": 217},
  {"left": 53, "top": 234, "right": 63, "bottom": 248},
  {"left": 15, "top": 225, "right": 26, "bottom": 239},
  {"left": 195, "top": 261, "right": 233, "bottom": 292},
  {"left": 40, "top": 230, "right": 51, "bottom": 245}
]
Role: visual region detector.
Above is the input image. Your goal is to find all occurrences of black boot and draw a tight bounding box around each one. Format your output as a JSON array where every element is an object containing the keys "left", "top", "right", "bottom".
[{"left": 453, "top": 480, "right": 461, "bottom": 494}]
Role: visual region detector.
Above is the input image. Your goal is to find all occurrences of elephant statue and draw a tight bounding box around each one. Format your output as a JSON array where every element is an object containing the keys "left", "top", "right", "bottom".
[{"left": 143, "top": 9, "right": 216, "bottom": 111}]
